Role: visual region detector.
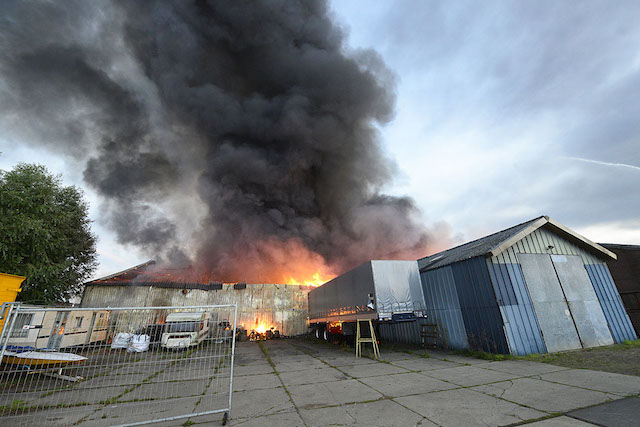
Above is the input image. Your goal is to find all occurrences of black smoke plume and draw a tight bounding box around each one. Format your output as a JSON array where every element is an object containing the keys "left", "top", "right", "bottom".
[{"left": 0, "top": 1, "right": 430, "bottom": 282}]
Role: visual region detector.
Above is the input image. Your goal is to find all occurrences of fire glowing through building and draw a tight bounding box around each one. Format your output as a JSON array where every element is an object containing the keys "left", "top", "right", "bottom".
[{"left": 82, "top": 260, "right": 311, "bottom": 338}]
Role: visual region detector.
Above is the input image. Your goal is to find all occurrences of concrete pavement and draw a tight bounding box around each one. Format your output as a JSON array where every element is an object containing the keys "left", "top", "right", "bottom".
[{"left": 221, "top": 338, "right": 640, "bottom": 426}]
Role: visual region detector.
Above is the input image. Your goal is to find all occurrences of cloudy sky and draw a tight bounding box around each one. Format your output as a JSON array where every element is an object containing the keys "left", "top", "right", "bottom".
[
  {"left": 331, "top": 1, "right": 640, "bottom": 241},
  {"left": 2, "top": 1, "right": 639, "bottom": 278}
]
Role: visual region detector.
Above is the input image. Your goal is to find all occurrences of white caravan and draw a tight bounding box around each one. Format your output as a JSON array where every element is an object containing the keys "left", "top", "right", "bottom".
[{"left": 161, "top": 311, "right": 210, "bottom": 349}]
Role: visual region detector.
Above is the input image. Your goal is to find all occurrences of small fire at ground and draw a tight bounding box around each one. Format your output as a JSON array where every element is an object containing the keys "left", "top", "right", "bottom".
[{"left": 247, "top": 323, "right": 280, "bottom": 341}]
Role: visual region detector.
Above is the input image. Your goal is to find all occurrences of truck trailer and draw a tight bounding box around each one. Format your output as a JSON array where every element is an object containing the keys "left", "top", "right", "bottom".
[{"left": 308, "top": 260, "right": 427, "bottom": 343}]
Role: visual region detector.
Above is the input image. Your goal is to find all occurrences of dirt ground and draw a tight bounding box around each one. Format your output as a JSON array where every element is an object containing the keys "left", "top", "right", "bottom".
[{"left": 523, "top": 340, "right": 640, "bottom": 376}]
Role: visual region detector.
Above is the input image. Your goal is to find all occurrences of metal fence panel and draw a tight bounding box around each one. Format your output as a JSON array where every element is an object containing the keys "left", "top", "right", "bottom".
[{"left": 0, "top": 303, "right": 237, "bottom": 426}]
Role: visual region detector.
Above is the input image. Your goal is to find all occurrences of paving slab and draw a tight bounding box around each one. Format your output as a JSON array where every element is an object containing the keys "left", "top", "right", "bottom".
[
  {"left": 481, "top": 360, "right": 569, "bottom": 376},
  {"left": 300, "top": 399, "right": 430, "bottom": 427},
  {"left": 153, "top": 366, "right": 220, "bottom": 382},
  {"left": 324, "top": 356, "right": 379, "bottom": 367},
  {"left": 278, "top": 366, "right": 348, "bottom": 386},
  {"left": 227, "top": 387, "right": 295, "bottom": 419},
  {"left": 524, "top": 415, "right": 595, "bottom": 426},
  {"left": 226, "top": 410, "right": 305, "bottom": 426},
  {"left": 111, "top": 362, "right": 171, "bottom": 376},
  {"left": 472, "top": 377, "right": 619, "bottom": 413},
  {"left": 7, "top": 405, "right": 100, "bottom": 427},
  {"left": 395, "top": 388, "right": 545, "bottom": 426},
  {"left": 273, "top": 359, "right": 326, "bottom": 372},
  {"left": 428, "top": 352, "right": 495, "bottom": 365},
  {"left": 338, "top": 362, "right": 410, "bottom": 378},
  {"left": 89, "top": 397, "right": 202, "bottom": 426},
  {"left": 390, "top": 357, "right": 460, "bottom": 372},
  {"left": 233, "top": 364, "right": 275, "bottom": 377},
  {"left": 120, "top": 378, "right": 209, "bottom": 401},
  {"left": 0, "top": 390, "right": 42, "bottom": 406},
  {"left": 287, "top": 379, "right": 383, "bottom": 409},
  {"left": 375, "top": 351, "right": 421, "bottom": 362},
  {"left": 567, "top": 396, "right": 640, "bottom": 427},
  {"left": 75, "top": 373, "right": 149, "bottom": 388},
  {"left": 422, "top": 365, "right": 522, "bottom": 387},
  {"left": 33, "top": 384, "right": 129, "bottom": 406},
  {"left": 0, "top": 404, "right": 101, "bottom": 427},
  {"left": 359, "top": 372, "right": 457, "bottom": 397},
  {"left": 232, "top": 373, "right": 282, "bottom": 392},
  {"left": 268, "top": 354, "right": 318, "bottom": 363},
  {"left": 537, "top": 369, "right": 640, "bottom": 396}
]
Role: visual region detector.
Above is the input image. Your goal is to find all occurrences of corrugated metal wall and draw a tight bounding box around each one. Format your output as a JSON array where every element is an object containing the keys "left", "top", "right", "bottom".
[
  {"left": 378, "top": 319, "right": 429, "bottom": 345},
  {"left": 451, "top": 257, "right": 509, "bottom": 354},
  {"left": 420, "top": 266, "right": 468, "bottom": 349},
  {"left": 586, "top": 264, "right": 638, "bottom": 343},
  {"left": 486, "top": 258, "right": 547, "bottom": 356},
  {"left": 81, "top": 283, "right": 309, "bottom": 336},
  {"left": 489, "top": 225, "right": 636, "bottom": 349},
  {"left": 498, "top": 226, "right": 603, "bottom": 264}
]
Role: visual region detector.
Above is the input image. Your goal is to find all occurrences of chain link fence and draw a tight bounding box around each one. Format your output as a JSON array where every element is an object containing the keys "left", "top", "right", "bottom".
[{"left": 0, "top": 303, "right": 237, "bottom": 426}]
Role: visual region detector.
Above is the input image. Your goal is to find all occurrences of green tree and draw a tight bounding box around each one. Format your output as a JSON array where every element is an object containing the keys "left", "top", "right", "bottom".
[{"left": 0, "top": 163, "right": 97, "bottom": 304}]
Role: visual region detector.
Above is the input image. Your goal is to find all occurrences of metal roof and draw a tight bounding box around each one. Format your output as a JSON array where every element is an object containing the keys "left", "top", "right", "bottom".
[
  {"left": 418, "top": 216, "right": 617, "bottom": 272},
  {"left": 86, "top": 260, "right": 156, "bottom": 283}
]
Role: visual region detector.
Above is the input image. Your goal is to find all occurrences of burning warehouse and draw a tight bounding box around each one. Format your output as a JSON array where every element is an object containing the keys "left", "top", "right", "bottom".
[{"left": 81, "top": 261, "right": 309, "bottom": 337}]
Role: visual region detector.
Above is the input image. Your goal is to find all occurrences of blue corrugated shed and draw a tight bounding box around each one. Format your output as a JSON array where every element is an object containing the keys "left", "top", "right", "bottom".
[{"left": 419, "top": 216, "right": 636, "bottom": 355}]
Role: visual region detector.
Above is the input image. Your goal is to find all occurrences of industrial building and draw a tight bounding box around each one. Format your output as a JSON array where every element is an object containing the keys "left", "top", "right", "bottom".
[
  {"left": 81, "top": 261, "right": 309, "bottom": 336},
  {"left": 600, "top": 243, "right": 640, "bottom": 334},
  {"left": 418, "top": 216, "right": 637, "bottom": 355}
]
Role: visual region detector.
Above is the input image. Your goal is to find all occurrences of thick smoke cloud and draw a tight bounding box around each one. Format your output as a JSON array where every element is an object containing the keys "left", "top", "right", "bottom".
[{"left": 0, "top": 1, "right": 430, "bottom": 282}]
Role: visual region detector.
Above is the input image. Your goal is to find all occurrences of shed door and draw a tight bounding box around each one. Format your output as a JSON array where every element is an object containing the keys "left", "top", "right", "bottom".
[
  {"left": 550, "top": 255, "right": 614, "bottom": 347},
  {"left": 518, "top": 254, "right": 582, "bottom": 352}
]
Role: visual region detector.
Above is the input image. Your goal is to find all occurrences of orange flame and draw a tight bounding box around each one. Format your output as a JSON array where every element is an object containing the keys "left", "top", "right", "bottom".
[
  {"left": 287, "top": 271, "right": 333, "bottom": 287},
  {"left": 254, "top": 322, "right": 269, "bottom": 334}
]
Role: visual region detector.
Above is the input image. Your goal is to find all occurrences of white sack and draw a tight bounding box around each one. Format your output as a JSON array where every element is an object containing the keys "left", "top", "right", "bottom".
[
  {"left": 111, "top": 332, "right": 133, "bottom": 349},
  {"left": 127, "top": 334, "right": 150, "bottom": 352}
]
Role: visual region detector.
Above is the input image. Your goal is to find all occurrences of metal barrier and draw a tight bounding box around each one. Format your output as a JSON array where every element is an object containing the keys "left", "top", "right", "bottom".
[{"left": 0, "top": 303, "right": 237, "bottom": 426}]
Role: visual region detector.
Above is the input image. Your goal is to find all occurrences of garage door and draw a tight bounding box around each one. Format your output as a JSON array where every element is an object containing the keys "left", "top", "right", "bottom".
[
  {"left": 550, "top": 255, "right": 613, "bottom": 347},
  {"left": 518, "top": 254, "right": 582, "bottom": 352}
]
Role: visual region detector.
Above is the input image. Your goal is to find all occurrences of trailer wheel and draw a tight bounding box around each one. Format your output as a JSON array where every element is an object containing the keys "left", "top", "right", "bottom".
[
  {"left": 315, "top": 327, "right": 321, "bottom": 340},
  {"left": 323, "top": 328, "right": 329, "bottom": 341}
]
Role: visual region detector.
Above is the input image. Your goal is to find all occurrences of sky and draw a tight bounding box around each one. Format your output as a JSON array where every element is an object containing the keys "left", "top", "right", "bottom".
[{"left": 1, "top": 1, "right": 639, "bottom": 279}]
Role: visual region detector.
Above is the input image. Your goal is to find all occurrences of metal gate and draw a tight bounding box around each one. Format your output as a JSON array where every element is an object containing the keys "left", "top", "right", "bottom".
[{"left": 0, "top": 303, "right": 237, "bottom": 426}]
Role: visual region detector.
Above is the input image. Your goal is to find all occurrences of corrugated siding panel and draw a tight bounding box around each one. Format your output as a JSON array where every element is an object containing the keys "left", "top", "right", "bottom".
[
  {"left": 505, "top": 227, "right": 604, "bottom": 265},
  {"left": 378, "top": 320, "right": 427, "bottom": 345},
  {"left": 585, "top": 264, "right": 637, "bottom": 343},
  {"left": 451, "top": 257, "right": 509, "bottom": 354},
  {"left": 419, "top": 266, "right": 468, "bottom": 349},
  {"left": 487, "top": 256, "right": 546, "bottom": 356}
]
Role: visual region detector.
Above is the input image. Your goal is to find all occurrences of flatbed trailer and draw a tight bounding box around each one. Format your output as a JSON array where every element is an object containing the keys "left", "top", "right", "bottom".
[{"left": 308, "top": 260, "right": 427, "bottom": 342}]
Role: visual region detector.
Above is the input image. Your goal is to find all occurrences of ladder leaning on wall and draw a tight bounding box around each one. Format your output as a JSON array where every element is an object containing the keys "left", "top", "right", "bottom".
[{"left": 355, "top": 319, "right": 380, "bottom": 359}]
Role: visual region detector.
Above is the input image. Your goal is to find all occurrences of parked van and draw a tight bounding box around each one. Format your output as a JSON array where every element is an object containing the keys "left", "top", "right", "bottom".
[{"left": 161, "top": 311, "right": 210, "bottom": 349}]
